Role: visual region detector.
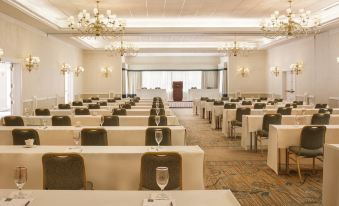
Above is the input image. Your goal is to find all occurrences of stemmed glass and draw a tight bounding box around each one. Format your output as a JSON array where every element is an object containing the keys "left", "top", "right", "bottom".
[
  {"left": 42, "top": 119, "right": 48, "bottom": 129},
  {"left": 155, "top": 129, "right": 163, "bottom": 151},
  {"left": 155, "top": 108, "right": 160, "bottom": 116},
  {"left": 100, "top": 116, "right": 104, "bottom": 127},
  {"left": 155, "top": 101, "right": 160, "bottom": 108},
  {"left": 14, "top": 167, "right": 27, "bottom": 199},
  {"left": 72, "top": 131, "right": 81, "bottom": 150},
  {"left": 155, "top": 116, "right": 161, "bottom": 126},
  {"left": 156, "top": 167, "right": 169, "bottom": 199}
]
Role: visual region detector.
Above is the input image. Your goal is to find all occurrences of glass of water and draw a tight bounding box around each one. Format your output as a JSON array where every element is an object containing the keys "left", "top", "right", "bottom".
[
  {"left": 14, "top": 166, "right": 27, "bottom": 199},
  {"left": 155, "top": 116, "right": 161, "bottom": 126},
  {"left": 155, "top": 129, "right": 163, "bottom": 151},
  {"left": 156, "top": 167, "right": 169, "bottom": 199}
]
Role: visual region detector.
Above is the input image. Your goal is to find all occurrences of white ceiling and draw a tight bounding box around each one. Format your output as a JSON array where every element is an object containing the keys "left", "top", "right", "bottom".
[{"left": 3, "top": 0, "right": 339, "bottom": 53}]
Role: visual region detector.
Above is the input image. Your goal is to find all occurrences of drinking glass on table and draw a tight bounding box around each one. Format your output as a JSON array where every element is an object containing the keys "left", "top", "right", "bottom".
[
  {"left": 14, "top": 167, "right": 27, "bottom": 199},
  {"left": 100, "top": 116, "right": 104, "bottom": 127},
  {"left": 72, "top": 131, "right": 81, "bottom": 150},
  {"left": 156, "top": 167, "right": 169, "bottom": 199},
  {"left": 155, "top": 108, "right": 160, "bottom": 116},
  {"left": 155, "top": 129, "right": 163, "bottom": 151},
  {"left": 155, "top": 116, "right": 161, "bottom": 126}
]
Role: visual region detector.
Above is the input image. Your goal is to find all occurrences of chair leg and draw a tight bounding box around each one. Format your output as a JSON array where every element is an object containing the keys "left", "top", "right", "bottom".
[
  {"left": 312, "top": 157, "right": 315, "bottom": 174},
  {"left": 296, "top": 157, "right": 302, "bottom": 183}
]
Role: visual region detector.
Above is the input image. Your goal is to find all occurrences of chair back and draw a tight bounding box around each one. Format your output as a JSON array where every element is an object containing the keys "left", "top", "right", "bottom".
[
  {"left": 221, "top": 97, "right": 229, "bottom": 101},
  {"left": 277, "top": 107, "right": 292, "bottom": 115},
  {"left": 3, "top": 116, "right": 24, "bottom": 126},
  {"left": 75, "top": 108, "right": 90, "bottom": 115},
  {"left": 300, "top": 126, "right": 326, "bottom": 150},
  {"left": 58, "top": 104, "right": 71, "bottom": 109},
  {"left": 114, "top": 97, "right": 122, "bottom": 100},
  {"left": 91, "top": 97, "right": 99, "bottom": 100},
  {"left": 72, "top": 101, "right": 83, "bottom": 106},
  {"left": 274, "top": 98, "right": 283, "bottom": 102},
  {"left": 254, "top": 103, "right": 266, "bottom": 109},
  {"left": 129, "top": 101, "right": 136, "bottom": 106},
  {"left": 145, "top": 127, "right": 171, "bottom": 146},
  {"left": 230, "top": 99, "right": 239, "bottom": 102},
  {"left": 42, "top": 153, "right": 86, "bottom": 190},
  {"left": 12, "top": 129, "right": 40, "bottom": 145},
  {"left": 35, "top": 108, "right": 51, "bottom": 116},
  {"left": 107, "top": 99, "right": 116, "bottom": 103},
  {"left": 81, "top": 128, "right": 108, "bottom": 146},
  {"left": 224, "top": 103, "right": 236, "bottom": 109},
  {"left": 83, "top": 99, "right": 92, "bottom": 103},
  {"left": 235, "top": 108, "right": 251, "bottom": 122},
  {"left": 52, "top": 116, "right": 71, "bottom": 126},
  {"left": 98, "top": 102, "right": 107, "bottom": 106},
  {"left": 112, "top": 108, "right": 127, "bottom": 115},
  {"left": 267, "top": 101, "right": 275, "bottom": 105},
  {"left": 241, "top": 101, "right": 252, "bottom": 105},
  {"left": 260, "top": 97, "right": 268, "bottom": 101},
  {"left": 293, "top": 101, "right": 303, "bottom": 105},
  {"left": 152, "top": 104, "right": 165, "bottom": 109},
  {"left": 213, "top": 101, "right": 224, "bottom": 106},
  {"left": 206, "top": 99, "right": 215, "bottom": 102},
  {"left": 315, "top": 104, "right": 327, "bottom": 109},
  {"left": 140, "top": 152, "right": 182, "bottom": 190},
  {"left": 262, "top": 114, "right": 282, "bottom": 132},
  {"left": 311, "top": 113, "right": 330, "bottom": 125},
  {"left": 319, "top": 108, "right": 333, "bottom": 114},
  {"left": 150, "top": 108, "right": 166, "bottom": 116},
  {"left": 200, "top": 97, "right": 208, "bottom": 101},
  {"left": 148, "top": 115, "right": 168, "bottom": 126},
  {"left": 122, "top": 104, "right": 132, "bottom": 109},
  {"left": 102, "top": 115, "right": 119, "bottom": 126},
  {"left": 88, "top": 104, "right": 100, "bottom": 109}
]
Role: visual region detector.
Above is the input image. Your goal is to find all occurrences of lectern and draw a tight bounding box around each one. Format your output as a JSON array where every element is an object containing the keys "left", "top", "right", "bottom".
[{"left": 172, "top": 81, "right": 183, "bottom": 101}]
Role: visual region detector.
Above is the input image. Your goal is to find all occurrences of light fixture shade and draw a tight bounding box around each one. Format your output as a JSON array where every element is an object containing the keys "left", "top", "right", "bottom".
[
  {"left": 60, "top": 63, "right": 72, "bottom": 75},
  {"left": 238, "top": 66, "right": 250, "bottom": 77},
  {"left": 74, "top": 66, "right": 85, "bottom": 77},
  {"left": 271, "top": 66, "right": 280, "bottom": 77},
  {"left": 25, "top": 54, "right": 40, "bottom": 72},
  {"left": 290, "top": 61, "right": 303, "bottom": 75},
  {"left": 101, "top": 66, "right": 113, "bottom": 78}
]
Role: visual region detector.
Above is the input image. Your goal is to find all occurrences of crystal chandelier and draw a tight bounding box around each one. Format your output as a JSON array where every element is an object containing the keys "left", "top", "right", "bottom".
[
  {"left": 105, "top": 39, "right": 139, "bottom": 56},
  {"left": 67, "top": 1, "right": 126, "bottom": 37},
  {"left": 271, "top": 66, "right": 281, "bottom": 77},
  {"left": 290, "top": 61, "right": 303, "bottom": 75},
  {"left": 261, "top": 0, "right": 320, "bottom": 39},
  {"left": 25, "top": 54, "right": 40, "bottom": 72},
  {"left": 218, "top": 41, "right": 255, "bottom": 57},
  {"left": 60, "top": 63, "right": 72, "bottom": 75}
]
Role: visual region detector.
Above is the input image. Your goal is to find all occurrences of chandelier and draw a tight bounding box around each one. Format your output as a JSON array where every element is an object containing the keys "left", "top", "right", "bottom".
[
  {"left": 101, "top": 66, "right": 112, "bottom": 78},
  {"left": 105, "top": 39, "right": 139, "bottom": 56},
  {"left": 67, "top": 1, "right": 126, "bottom": 37},
  {"left": 218, "top": 41, "right": 255, "bottom": 57},
  {"left": 271, "top": 66, "right": 281, "bottom": 77},
  {"left": 238, "top": 66, "right": 250, "bottom": 77},
  {"left": 60, "top": 63, "right": 72, "bottom": 75},
  {"left": 261, "top": 0, "right": 320, "bottom": 39},
  {"left": 25, "top": 54, "right": 40, "bottom": 72},
  {"left": 290, "top": 61, "right": 303, "bottom": 75},
  {"left": 74, "top": 66, "right": 85, "bottom": 77}
]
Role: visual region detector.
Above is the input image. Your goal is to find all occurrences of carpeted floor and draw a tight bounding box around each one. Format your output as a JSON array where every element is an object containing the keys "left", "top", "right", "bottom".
[{"left": 173, "top": 108, "right": 322, "bottom": 206}]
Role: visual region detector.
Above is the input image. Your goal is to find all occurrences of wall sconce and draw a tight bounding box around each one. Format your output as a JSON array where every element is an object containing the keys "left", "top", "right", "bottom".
[
  {"left": 25, "top": 54, "right": 40, "bottom": 72},
  {"left": 290, "top": 61, "right": 303, "bottom": 75},
  {"left": 101, "top": 66, "right": 112, "bottom": 78},
  {"left": 238, "top": 66, "right": 250, "bottom": 77},
  {"left": 0, "top": 48, "right": 4, "bottom": 62},
  {"left": 270, "top": 66, "right": 280, "bottom": 77},
  {"left": 74, "top": 66, "right": 85, "bottom": 77},
  {"left": 60, "top": 63, "right": 72, "bottom": 75}
]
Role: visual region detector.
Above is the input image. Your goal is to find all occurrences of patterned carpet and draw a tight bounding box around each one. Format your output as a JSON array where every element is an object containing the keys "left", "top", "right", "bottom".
[{"left": 173, "top": 108, "right": 323, "bottom": 206}]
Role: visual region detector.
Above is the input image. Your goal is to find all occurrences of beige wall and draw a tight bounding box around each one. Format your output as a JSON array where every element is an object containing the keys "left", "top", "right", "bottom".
[
  {"left": 266, "top": 28, "right": 339, "bottom": 103},
  {"left": 82, "top": 51, "right": 122, "bottom": 95},
  {"left": 228, "top": 50, "right": 268, "bottom": 94},
  {"left": 0, "top": 13, "right": 83, "bottom": 101}
]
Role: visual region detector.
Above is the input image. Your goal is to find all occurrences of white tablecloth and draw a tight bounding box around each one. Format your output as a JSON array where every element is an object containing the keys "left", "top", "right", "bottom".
[
  {"left": 188, "top": 89, "right": 220, "bottom": 101},
  {"left": 49, "top": 109, "right": 173, "bottom": 116},
  {"left": 136, "top": 89, "right": 167, "bottom": 100},
  {"left": 0, "top": 190, "right": 241, "bottom": 206},
  {"left": 21, "top": 116, "right": 180, "bottom": 126},
  {"left": 322, "top": 144, "right": 339, "bottom": 206},
  {"left": 0, "top": 146, "right": 204, "bottom": 190},
  {"left": 0, "top": 126, "right": 186, "bottom": 146},
  {"left": 267, "top": 125, "right": 339, "bottom": 174}
]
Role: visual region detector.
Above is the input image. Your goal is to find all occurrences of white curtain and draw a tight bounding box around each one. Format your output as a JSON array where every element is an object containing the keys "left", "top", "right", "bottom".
[
  {"left": 127, "top": 71, "right": 142, "bottom": 95},
  {"left": 202, "top": 71, "right": 218, "bottom": 89}
]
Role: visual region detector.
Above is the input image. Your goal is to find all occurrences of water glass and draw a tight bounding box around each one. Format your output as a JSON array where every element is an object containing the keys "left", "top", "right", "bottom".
[
  {"left": 155, "top": 116, "right": 161, "bottom": 126},
  {"left": 156, "top": 167, "right": 169, "bottom": 199},
  {"left": 14, "top": 167, "right": 27, "bottom": 199},
  {"left": 156, "top": 108, "right": 160, "bottom": 116},
  {"left": 155, "top": 129, "right": 163, "bottom": 151},
  {"left": 73, "top": 131, "right": 81, "bottom": 149}
]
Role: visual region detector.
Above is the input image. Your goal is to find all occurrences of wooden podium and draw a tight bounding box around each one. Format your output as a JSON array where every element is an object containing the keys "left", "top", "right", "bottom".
[{"left": 172, "top": 81, "right": 183, "bottom": 101}]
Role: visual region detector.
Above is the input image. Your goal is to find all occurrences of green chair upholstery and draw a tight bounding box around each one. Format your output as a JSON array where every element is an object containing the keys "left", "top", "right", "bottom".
[
  {"left": 75, "top": 108, "right": 90, "bottom": 115},
  {"left": 260, "top": 97, "right": 268, "bottom": 101},
  {"left": 200, "top": 97, "right": 208, "bottom": 101},
  {"left": 150, "top": 108, "right": 166, "bottom": 116},
  {"left": 140, "top": 152, "right": 182, "bottom": 190},
  {"left": 122, "top": 104, "right": 132, "bottom": 109},
  {"left": 277, "top": 107, "right": 292, "bottom": 115},
  {"left": 256, "top": 114, "right": 282, "bottom": 153},
  {"left": 107, "top": 99, "right": 116, "bottom": 103},
  {"left": 221, "top": 97, "right": 229, "bottom": 101},
  {"left": 91, "top": 97, "right": 99, "bottom": 100},
  {"left": 72, "top": 101, "right": 83, "bottom": 106},
  {"left": 148, "top": 115, "right": 167, "bottom": 126},
  {"left": 35, "top": 108, "right": 51, "bottom": 116},
  {"left": 311, "top": 113, "right": 330, "bottom": 125},
  {"left": 112, "top": 108, "right": 127, "bottom": 116},
  {"left": 81, "top": 128, "right": 108, "bottom": 146},
  {"left": 114, "top": 97, "right": 122, "bottom": 100},
  {"left": 145, "top": 127, "right": 171, "bottom": 146},
  {"left": 254, "top": 103, "right": 266, "bottom": 109},
  {"left": 230, "top": 108, "right": 251, "bottom": 137},
  {"left": 274, "top": 98, "right": 283, "bottom": 102},
  {"left": 267, "top": 101, "right": 275, "bottom": 105},
  {"left": 230, "top": 99, "right": 239, "bottom": 102},
  {"left": 98, "top": 102, "right": 107, "bottom": 106},
  {"left": 241, "top": 101, "right": 252, "bottom": 105},
  {"left": 315, "top": 104, "right": 327, "bottom": 109},
  {"left": 153, "top": 97, "right": 162, "bottom": 101},
  {"left": 3, "top": 116, "right": 24, "bottom": 126},
  {"left": 102, "top": 115, "right": 119, "bottom": 126},
  {"left": 52, "top": 116, "right": 71, "bottom": 126},
  {"left": 285, "top": 103, "right": 297, "bottom": 108},
  {"left": 206, "top": 99, "right": 215, "bottom": 102},
  {"left": 152, "top": 104, "right": 165, "bottom": 109},
  {"left": 12, "top": 129, "right": 40, "bottom": 145},
  {"left": 58, "top": 104, "right": 71, "bottom": 109},
  {"left": 319, "top": 108, "right": 333, "bottom": 114},
  {"left": 42, "top": 153, "right": 88, "bottom": 190},
  {"left": 287, "top": 126, "right": 326, "bottom": 182},
  {"left": 293, "top": 101, "right": 303, "bottom": 105},
  {"left": 224, "top": 103, "right": 236, "bottom": 109},
  {"left": 213, "top": 101, "right": 224, "bottom": 106},
  {"left": 88, "top": 104, "right": 100, "bottom": 109},
  {"left": 83, "top": 99, "right": 92, "bottom": 103}
]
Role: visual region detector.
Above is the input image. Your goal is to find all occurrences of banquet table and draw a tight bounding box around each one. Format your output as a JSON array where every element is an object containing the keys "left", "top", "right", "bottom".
[
  {"left": 0, "top": 145, "right": 204, "bottom": 190},
  {"left": 21, "top": 115, "right": 180, "bottom": 126},
  {"left": 0, "top": 126, "right": 186, "bottom": 146},
  {"left": 49, "top": 109, "right": 173, "bottom": 116},
  {"left": 322, "top": 144, "right": 339, "bottom": 206},
  {"left": 0, "top": 190, "right": 241, "bottom": 206},
  {"left": 136, "top": 89, "right": 168, "bottom": 100},
  {"left": 267, "top": 125, "right": 339, "bottom": 174},
  {"left": 241, "top": 115, "right": 339, "bottom": 150}
]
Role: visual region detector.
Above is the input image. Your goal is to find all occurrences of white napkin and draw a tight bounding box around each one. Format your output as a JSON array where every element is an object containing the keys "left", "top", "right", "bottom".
[
  {"left": 143, "top": 199, "right": 175, "bottom": 206},
  {"left": 0, "top": 198, "right": 33, "bottom": 206}
]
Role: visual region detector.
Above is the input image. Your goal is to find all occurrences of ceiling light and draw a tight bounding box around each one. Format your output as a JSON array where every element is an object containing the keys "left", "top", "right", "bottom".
[{"left": 218, "top": 41, "right": 255, "bottom": 57}]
